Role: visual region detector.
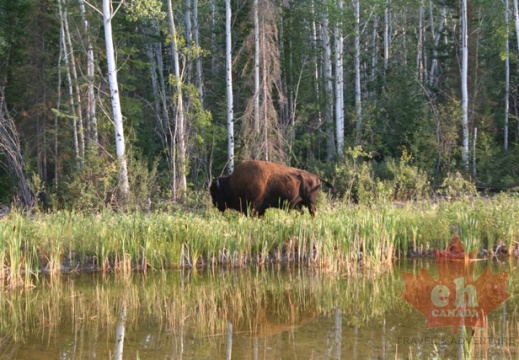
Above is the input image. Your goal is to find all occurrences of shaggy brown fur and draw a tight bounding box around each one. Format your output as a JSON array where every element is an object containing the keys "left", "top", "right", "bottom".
[{"left": 210, "top": 160, "right": 336, "bottom": 216}]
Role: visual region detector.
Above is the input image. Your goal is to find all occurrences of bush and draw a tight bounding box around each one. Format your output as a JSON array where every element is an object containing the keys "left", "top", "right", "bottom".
[
  {"left": 379, "top": 150, "right": 430, "bottom": 201},
  {"left": 439, "top": 171, "right": 477, "bottom": 200},
  {"left": 60, "top": 149, "right": 118, "bottom": 212}
]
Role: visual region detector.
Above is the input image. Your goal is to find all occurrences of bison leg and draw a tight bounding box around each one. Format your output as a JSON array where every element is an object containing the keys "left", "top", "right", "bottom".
[{"left": 307, "top": 203, "right": 317, "bottom": 217}]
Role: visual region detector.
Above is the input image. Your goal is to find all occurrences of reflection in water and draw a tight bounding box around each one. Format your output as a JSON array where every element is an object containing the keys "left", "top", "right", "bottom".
[
  {"left": 114, "top": 302, "right": 127, "bottom": 360},
  {"left": 0, "top": 259, "right": 517, "bottom": 359}
]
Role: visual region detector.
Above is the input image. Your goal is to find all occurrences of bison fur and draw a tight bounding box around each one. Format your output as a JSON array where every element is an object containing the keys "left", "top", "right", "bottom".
[{"left": 210, "top": 160, "right": 336, "bottom": 216}]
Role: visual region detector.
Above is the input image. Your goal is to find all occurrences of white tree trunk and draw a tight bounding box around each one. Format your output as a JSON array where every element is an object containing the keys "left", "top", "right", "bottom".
[
  {"left": 254, "top": 0, "right": 260, "bottom": 135},
  {"left": 311, "top": 0, "right": 322, "bottom": 124},
  {"left": 166, "top": 0, "right": 187, "bottom": 199},
  {"left": 64, "top": 4, "right": 85, "bottom": 159},
  {"left": 102, "top": 0, "right": 130, "bottom": 199},
  {"left": 428, "top": 5, "right": 447, "bottom": 91},
  {"left": 514, "top": 0, "right": 519, "bottom": 54},
  {"left": 505, "top": 0, "right": 510, "bottom": 150},
  {"left": 58, "top": 0, "right": 79, "bottom": 162},
  {"left": 417, "top": 1, "right": 424, "bottom": 82},
  {"left": 514, "top": 0, "right": 519, "bottom": 141},
  {"left": 322, "top": 8, "right": 334, "bottom": 160},
  {"left": 334, "top": 0, "right": 344, "bottom": 155},
  {"left": 193, "top": 0, "right": 203, "bottom": 104},
  {"left": 370, "top": 12, "right": 379, "bottom": 100},
  {"left": 384, "top": 0, "right": 391, "bottom": 79},
  {"left": 210, "top": 0, "right": 217, "bottom": 75},
  {"left": 354, "top": 0, "right": 362, "bottom": 145},
  {"left": 460, "top": 0, "right": 469, "bottom": 167},
  {"left": 79, "top": 0, "right": 97, "bottom": 148},
  {"left": 226, "top": 0, "right": 234, "bottom": 173}
]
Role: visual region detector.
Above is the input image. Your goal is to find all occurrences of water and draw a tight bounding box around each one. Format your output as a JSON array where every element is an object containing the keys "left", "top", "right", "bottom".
[{"left": 1, "top": 259, "right": 517, "bottom": 359}]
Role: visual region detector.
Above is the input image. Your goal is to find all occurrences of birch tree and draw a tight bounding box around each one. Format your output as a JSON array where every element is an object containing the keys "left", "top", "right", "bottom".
[
  {"left": 505, "top": 0, "right": 510, "bottom": 150},
  {"left": 254, "top": 0, "right": 260, "bottom": 136},
  {"left": 79, "top": 0, "right": 98, "bottom": 148},
  {"left": 102, "top": 0, "right": 130, "bottom": 199},
  {"left": 58, "top": 0, "right": 80, "bottom": 162},
  {"left": 460, "top": 0, "right": 469, "bottom": 168},
  {"left": 428, "top": 4, "right": 447, "bottom": 92},
  {"left": 166, "top": 0, "right": 187, "bottom": 199},
  {"left": 514, "top": 0, "right": 519, "bottom": 142},
  {"left": 63, "top": 2, "right": 85, "bottom": 159},
  {"left": 322, "top": 6, "right": 334, "bottom": 160},
  {"left": 334, "top": 0, "right": 344, "bottom": 155},
  {"left": 353, "top": 0, "right": 362, "bottom": 145},
  {"left": 193, "top": 0, "right": 203, "bottom": 104},
  {"left": 226, "top": 0, "right": 234, "bottom": 173},
  {"left": 384, "top": 0, "right": 392, "bottom": 80}
]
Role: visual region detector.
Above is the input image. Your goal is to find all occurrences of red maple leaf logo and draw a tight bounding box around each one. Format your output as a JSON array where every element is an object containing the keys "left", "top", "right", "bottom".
[{"left": 401, "top": 234, "right": 511, "bottom": 333}]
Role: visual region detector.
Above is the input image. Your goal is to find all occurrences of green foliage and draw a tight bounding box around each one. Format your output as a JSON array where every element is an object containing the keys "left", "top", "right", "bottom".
[
  {"left": 378, "top": 150, "right": 431, "bottom": 201},
  {"left": 331, "top": 147, "right": 390, "bottom": 204},
  {"left": 60, "top": 149, "right": 119, "bottom": 212},
  {"left": 124, "top": 0, "right": 165, "bottom": 22},
  {"left": 127, "top": 154, "right": 160, "bottom": 211},
  {"left": 440, "top": 171, "right": 477, "bottom": 200},
  {"left": 332, "top": 147, "right": 430, "bottom": 204}
]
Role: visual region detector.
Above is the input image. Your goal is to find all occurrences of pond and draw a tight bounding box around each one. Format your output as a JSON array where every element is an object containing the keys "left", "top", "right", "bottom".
[{"left": 1, "top": 259, "right": 518, "bottom": 359}]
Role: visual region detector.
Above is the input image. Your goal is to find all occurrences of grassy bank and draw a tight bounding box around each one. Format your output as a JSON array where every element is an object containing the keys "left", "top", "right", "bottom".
[{"left": 1, "top": 194, "right": 518, "bottom": 288}]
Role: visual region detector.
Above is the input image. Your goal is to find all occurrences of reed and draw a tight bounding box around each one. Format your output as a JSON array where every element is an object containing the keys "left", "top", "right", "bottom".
[{"left": 0, "top": 195, "right": 518, "bottom": 286}]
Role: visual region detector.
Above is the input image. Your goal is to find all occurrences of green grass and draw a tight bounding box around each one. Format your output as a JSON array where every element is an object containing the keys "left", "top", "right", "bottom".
[{"left": 1, "top": 194, "right": 519, "bottom": 287}]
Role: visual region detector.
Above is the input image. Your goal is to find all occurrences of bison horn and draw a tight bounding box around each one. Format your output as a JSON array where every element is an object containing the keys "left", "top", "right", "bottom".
[{"left": 215, "top": 178, "right": 220, "bottom": 190}]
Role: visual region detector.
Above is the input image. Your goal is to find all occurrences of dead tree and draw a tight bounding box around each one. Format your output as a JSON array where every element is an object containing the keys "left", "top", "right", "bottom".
[{"left": 0, "top": 88, "right": 34, "bottom": 207}]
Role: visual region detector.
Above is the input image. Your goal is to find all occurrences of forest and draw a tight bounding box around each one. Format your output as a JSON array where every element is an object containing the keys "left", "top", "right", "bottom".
[{"left": 0, "top": 0, "right": 518, "bottom": 211}]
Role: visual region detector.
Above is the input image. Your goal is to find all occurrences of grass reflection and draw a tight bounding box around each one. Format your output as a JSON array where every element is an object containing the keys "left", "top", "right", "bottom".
[{"left": 0, "top": 261, "right": 517, "bottom": 358}]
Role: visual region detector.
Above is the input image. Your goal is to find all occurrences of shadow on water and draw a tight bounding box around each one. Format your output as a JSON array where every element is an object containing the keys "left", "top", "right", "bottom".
[{"left": 0, "top": 259, "right": 518, "bottom": 359}]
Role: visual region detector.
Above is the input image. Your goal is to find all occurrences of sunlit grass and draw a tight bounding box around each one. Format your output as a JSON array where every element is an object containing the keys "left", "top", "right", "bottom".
[{"left": 0, "top": 194, "right": 518, "bottom": 288}]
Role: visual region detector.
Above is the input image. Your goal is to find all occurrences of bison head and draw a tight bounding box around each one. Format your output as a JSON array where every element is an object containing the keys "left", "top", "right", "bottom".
[{"left": 209, "top": 176, "right": 232, "bottom": 212}]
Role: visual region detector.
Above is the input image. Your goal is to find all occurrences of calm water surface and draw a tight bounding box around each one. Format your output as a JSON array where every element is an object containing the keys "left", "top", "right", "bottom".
[{"left": 1, "top": 259, "right": 518, "bottom": 359}]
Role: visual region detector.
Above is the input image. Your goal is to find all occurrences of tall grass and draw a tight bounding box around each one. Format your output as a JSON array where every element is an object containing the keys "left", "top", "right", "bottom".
[{"left": 0, "top": 194, "right": 518, "bottom": 287}]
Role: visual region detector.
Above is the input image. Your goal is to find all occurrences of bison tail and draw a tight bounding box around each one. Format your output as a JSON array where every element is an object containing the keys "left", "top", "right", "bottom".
[{"left": 320, "top": 179, "right": 338, "bottom": 195}]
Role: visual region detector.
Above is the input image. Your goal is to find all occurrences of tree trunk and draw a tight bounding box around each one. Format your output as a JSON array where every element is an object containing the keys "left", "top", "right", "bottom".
[
  {"left": 428, "top": 5, "right": 447, "bottom": 92},
  {"left": 79, "top": 0, "right": 97, "bottom": 148},
  {"left": 384, "top": 0, "right": 392, "bottom": 81},
  {"left": 193, "top": 0, "right": 203, "bottom": 105},
  {"left": 334, "top": 0, "right": 344, "bottom": 155},
  {"left": 254, "top": 0, "right": 260, "bottom": 135},
  {"left": 322, "top": 7, "right": 334, "bottom": 160},
  {"left": 0, "top": 89, "right": 34, "bottom": 207},
  {"left": 505, "top": 0, "right": 510, "bottom": 150},
  {"left": 460, "top": 0, "right": 469, "bottom": 168},
  {"left": 226, "top": 0, "right": 234, "bottom": 173},
  {"left": 102, "top": 0, "right": 130, "bottom": 200},
  {"left": 166, "top": 0, "right": 187, "bottom": 199},
  {"left": 370, "top": 12, "right": 379, "bottom": 100},
  {"left": 417, "top": 1, "right": 424, "bottom": 83},
  {"left": 58, "top": 0, "right": 79, "bottom": 162},
  {"left": 354, "top": 0, "right": 362, "bottom": 145},
  {"left": 63, "top": 3, "right": 85, "bottom": 159},
  {"left": 514, "top": 0, "right": 519, "bottom": 142}
]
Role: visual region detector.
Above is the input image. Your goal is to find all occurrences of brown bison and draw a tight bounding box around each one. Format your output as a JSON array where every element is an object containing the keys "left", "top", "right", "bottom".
[{"left": 210, "top": 160, "right": 336, "bottom": 216}]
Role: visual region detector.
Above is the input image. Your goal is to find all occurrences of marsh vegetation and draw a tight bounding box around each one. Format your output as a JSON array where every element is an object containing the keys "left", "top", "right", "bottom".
[{"left": 1, "top": 193, "right": 519, "bottom": 290}]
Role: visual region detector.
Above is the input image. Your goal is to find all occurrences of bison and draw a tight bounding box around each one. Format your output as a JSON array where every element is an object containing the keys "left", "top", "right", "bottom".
[{"left": 210, "top": 160, "right": 336, "bottom": 216}]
